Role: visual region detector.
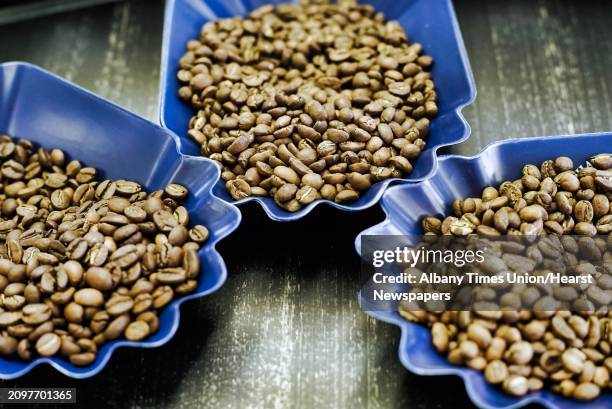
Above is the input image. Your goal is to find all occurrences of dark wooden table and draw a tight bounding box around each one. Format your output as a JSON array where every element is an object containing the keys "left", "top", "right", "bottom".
[{"left": 0, "top": 0, "right": 611, "bottom": 408}]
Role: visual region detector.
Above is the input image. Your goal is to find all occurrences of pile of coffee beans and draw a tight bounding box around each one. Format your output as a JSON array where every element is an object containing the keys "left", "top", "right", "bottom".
[
  {"left": 177, "top": 0, "right": 437, "bottom": 211},
  {"left": 400, "top": 153, "right": 612, "bottom": 400},
  {"left": 0, "top": 135, "right": 209, "bottom": 366}
]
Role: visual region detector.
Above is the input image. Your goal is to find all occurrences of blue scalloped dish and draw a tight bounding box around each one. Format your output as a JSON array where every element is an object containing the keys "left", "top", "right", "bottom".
[
  {"left": 355, "top": 133, "right": 612, "bottom": 409},
  {"left": 0, "top": 62, "right": 241, "bottom": 379},
  {"left": 159, "top": 0, "right": 476, "bottom": 221}
]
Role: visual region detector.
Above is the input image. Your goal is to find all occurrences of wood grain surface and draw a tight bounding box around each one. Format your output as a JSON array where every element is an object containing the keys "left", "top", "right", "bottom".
[{"left": 0, "top": 0, "right": 611, "bottom": 408}]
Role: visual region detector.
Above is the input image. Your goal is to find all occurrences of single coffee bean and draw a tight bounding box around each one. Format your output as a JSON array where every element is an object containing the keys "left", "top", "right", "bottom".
[
  {"left": 485, "top": 360, "right": 509, "bottom": 385},
  {"left": 189, "top": 225, "right": 209, "bottom": 243},
  {"left": 85, "top": 267, "right": 113, "bottom": 292},
  {"left": 113, "top": 224, "right": 140, "bottom": 242},
  {"left": 335, "top": 189, "right": 359, "bottom": 204},
  {"left": 70, "top": 352, "right": 96, "bottom": 366},
  {"left": 226, "top": 179, "right": 251, "bottom": 200},
  {"left": 74, "top": 288, "right": 104, "bottom": 307},
  {"left": 153, "top": 210, "right": 178, "bottom": 232},
  {"left": 573, "top": 382, "right": 600, "bottom": 400},
  {"left": 22, "top": 303, "right": 52, "bottom": 325},
  {"left": 105, "top": 295, "right": 135, "bottom": 316},
  {"left": 104, "top": 314, "right": 131, "bottom": 340},
  {"left": 152, "top": 286, "right": 174, "bottom": 309},
  {"left": 503, "top": 375, "right": 529, "bottom": 396},
  {"left": 0, "top": 336, "right": 18, "bottom": 356},
  {"left": 168, "top": 225, "right": 189, "bottom": 246},
  {"left": 115, "top": 180, "right": 141, "bottom": 195},
  {"left": 124, "top": 205, "right": 147, "bottom": 222},
  {"left": 164, "top": 183, "right": 188, "bottom": 200},
  {"left": 125, "top": 320, "right": 150, "bottom": 341},
  {"left": 64, "top": 302, "right": 84, "bottom": 323},
  {"left": 35, "top": 332, "right": 61, "bottom": 356}
]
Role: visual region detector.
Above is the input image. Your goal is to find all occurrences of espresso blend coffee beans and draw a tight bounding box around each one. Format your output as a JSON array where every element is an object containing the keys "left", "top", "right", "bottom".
[
  {"left": 0, "top": 135, "right": 209, "bottom": 365},
  {"left": 402, "top": 153, "right": 612, "bottom": 400},
  {"left": 177, "top": 0, "right": 438, "bottom": 211}
]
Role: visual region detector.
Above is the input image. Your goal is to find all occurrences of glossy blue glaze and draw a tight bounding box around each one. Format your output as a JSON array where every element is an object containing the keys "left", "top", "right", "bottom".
[
  {"left": 159, "top": 0, "right": 476, "bottom": 221},
  {"left": 356, "top": 133, "right": 612, "bottom": 409},
  {"left": 0, "top": 62, "right": 242, "bottom": 378}
]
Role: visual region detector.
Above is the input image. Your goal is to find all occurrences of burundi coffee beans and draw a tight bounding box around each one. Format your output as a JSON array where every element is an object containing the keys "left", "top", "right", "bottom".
[
  {"left": 177, "top": 0, "right": 438, "bottom": 211},
  {"left": 0, "top": 135, "right": 210, "bottom": 365},
  {"left": 402, "top": 153, "right": 612, "bottom": 400}
]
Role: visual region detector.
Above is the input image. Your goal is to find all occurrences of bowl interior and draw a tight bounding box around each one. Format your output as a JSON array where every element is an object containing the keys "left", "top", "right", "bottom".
[
  {"left": 0, "top": 62, "right": 239, "bottom": 378},
  {"left": 380, "top": 133, "right": 612, "bottom": 232},
  {"left": 159, "top": 0, "right": 476, "bottom": 218},
  {"left": 359, "top": 132, "right": 612, "bottom": 408}
]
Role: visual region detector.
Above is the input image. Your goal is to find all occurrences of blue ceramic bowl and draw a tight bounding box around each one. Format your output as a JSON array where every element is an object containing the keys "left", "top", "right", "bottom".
[
  {"left": 0, "top": 62, "right": 242, "bottom": 379},
  {"left": 159, "top": 0, "right": 476, "bottom": 221},
  {"left": 355, "top": 133, "right": 612, "bottom": 409}
]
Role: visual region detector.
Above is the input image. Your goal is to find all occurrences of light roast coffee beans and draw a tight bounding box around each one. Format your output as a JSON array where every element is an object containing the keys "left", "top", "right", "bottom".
[
  {"left": 0, "top": 135, "right": 210, "bottom": 365},
  {"left": 403, "top": 154, "right": 612, "bottom": 400},
  {"left": 177, "top": 0, "right": 438, "bottom": 211}
]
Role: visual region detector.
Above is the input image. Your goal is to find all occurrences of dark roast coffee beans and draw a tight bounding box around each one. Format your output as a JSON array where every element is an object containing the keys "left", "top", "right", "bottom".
[
  {"left": 178, "top": 0, "right": 438, "bottom": 211},
  {"left": 0, "top": 135, "right": 210, "bottom": 365}
]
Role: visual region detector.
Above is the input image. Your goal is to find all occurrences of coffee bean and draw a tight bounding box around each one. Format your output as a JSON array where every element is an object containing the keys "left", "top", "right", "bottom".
[
  {"left": 168, "top": 225, "right": 189, "bottom": 246},
  {"left": 104, "top": 314, "right": 130, "bottom": 340},
  {"left": 485, "top": 360, "right": 509, "bottom": 385},
  {"left": 73, "top": 288, "right": 104, "bottom": 307},
  {"left": 334, "top": 189, "right": 359, "bottom": 203},
  {"left": 503, "top": 375, "right": 529, "bottom": 396},
  {"left": 113, "top": 224, "right": 140, "bottom": 243},
  {"left": 35, "top": 332, "right": 61, "bottom": 356},
  {"left": 153, "top": 210, "right": 178, "bottom": 232},
  {"left": 125, "top": 320, "right": 150, "bottom": 341},
  {"left": 573, "top": 382, "right": 600, "bottom": 400},
  {"left": 226, "top": 179, "right": 251, "bottom": 200},
  {"left": 189, "top": 225, "right": 210, "bottom": 243},
  {"left": 0, "top": 311, "right": 22, "bottom": 326},
  {"left": 295, "top": 186, "right": 320, "bottom": 205},
  {"left": 136, "top": 312, "right": 159, "bottom": 334},
  {"left": 590, "top": 153, "right": 611, "bottom": 169},
  {"left": 141, "top": 197, "right": 162, "bottom": 216},
  {"left": 132, "top": 293, "right": 153, "bottom": 314},
  {"left": 64, "top": 302, "right": 84, "bottom": 323},
  {"left": 115, "top": 180, "right": 141, "bottom": 195},
  {"left": 0, "top": 336, "right": 18, "bottom": 356},
  {"left": 17, "top": 339, "right": 33, "bottom": 360},
  {"left": 274, "top": 183, "right": 298, "bottom": 203},
  {"left": 69, "top": 352, "right": 96, "bottom": 366},
  {"left": 164, "top": 183, "right": 188, "bottom": 200},
  {"left": 152, "top": 286, "right": 173, "bottom": 309},
  {"left": 574, "top": 200, "right": 594, "bottom": 223},
  {"left": 22, "top": 303, "right": 52, "bottom": 325},
  {"left": 105, "top": 295, "right": 134, "bottom": 316},
  {"left": 76, "top": 167, "right": 96, "bottom": 184},
  {"left": 84, "top": 267, "right": 113, "bottom": 292},
  {"left": 122, "top": 205, "right": 145, "bottom": 223}
]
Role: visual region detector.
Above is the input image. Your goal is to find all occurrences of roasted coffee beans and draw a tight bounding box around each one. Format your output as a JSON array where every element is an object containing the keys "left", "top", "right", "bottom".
[
  {"left": 0, "top": 135, "right": 210, "bottom": 365},
  {"left": 403, "top": 153, "right": 612, "bottom": 400},
  {"left": 177, "top": 0, "right": 438, "bottom": 211}
]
